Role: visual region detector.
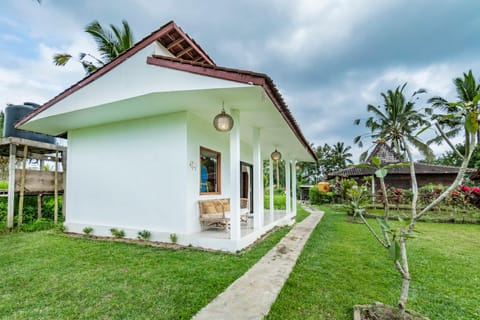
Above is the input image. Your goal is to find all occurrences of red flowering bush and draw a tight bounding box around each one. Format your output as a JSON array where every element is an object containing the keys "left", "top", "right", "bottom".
[
  {"left": 458, "top": 184, "right": 480, "bottom": 208},
  {"left": 450, "top": 190, "right": 460, "bottom": 197},
  {"left": 472, "top": 186, "right": 480, "bottom": 195}
]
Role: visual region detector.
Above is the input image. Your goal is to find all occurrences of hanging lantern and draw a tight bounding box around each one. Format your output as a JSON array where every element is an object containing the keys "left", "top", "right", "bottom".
[
  {"left": 213, "top": 102, "right": 234, "bottom": 132},
  {"left": 271, "top": 148, "right": 282, "bottom": 161}
]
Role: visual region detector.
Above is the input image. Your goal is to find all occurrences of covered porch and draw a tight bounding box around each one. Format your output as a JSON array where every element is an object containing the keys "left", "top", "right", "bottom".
[
  {"left": 191, "top": 102, "right": 303, "bottom": 251},
  {"left": 190, "top": 209, "right": 293, "bottom": 252},
  {"left": 198, "top": 209, "right": 291, "bottom": 239}
]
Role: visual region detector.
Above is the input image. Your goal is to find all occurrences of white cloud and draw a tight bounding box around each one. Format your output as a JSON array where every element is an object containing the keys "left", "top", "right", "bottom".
[
  {"left": 0, "top": 40, "right": 91, "bottom": 111},
  {"left": 0, "top": 0, "right": 478, "bottom": 164},
  {"left": 266, "top": 0, "right": 399, "bottom": 63}
]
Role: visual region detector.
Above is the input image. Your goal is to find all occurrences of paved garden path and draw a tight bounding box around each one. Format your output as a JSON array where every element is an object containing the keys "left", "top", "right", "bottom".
[{"left": 192, "top": 206, "right": 324, "bottom": 320}]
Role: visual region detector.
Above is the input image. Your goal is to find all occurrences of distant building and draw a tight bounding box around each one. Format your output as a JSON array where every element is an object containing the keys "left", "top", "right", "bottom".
[
  {"left": 327, "top": 143, "right": 475, "bottom": 189},
  {"left": 471, "top": 167, "right": 480, "bottom": 181}
]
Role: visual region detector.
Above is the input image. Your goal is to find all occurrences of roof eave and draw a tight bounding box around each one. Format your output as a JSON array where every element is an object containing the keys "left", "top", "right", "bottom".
[{"left": 146, "top": 55, "right": 318, "bottom": 162}]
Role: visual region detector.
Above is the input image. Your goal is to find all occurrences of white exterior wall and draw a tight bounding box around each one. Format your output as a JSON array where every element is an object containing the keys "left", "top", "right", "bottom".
[
  {"left": 185, "top": 112, "right": 253, "bottom": 234},
  {"left": 65, "top": 112, "right": 188, "bottom": 238}
]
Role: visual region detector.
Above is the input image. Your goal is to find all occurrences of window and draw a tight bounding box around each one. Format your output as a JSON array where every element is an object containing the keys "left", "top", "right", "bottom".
[{"left": 200, "top": 147, "right": 221, "bottom": 194}]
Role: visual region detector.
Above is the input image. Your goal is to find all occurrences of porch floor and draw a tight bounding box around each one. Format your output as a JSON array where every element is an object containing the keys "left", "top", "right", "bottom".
[{"left": 195, "top": 209, "right": 288, "bottom": 239}]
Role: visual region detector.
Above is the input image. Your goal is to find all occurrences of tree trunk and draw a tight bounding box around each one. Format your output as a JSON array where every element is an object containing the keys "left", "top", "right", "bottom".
[
  {"left": 379, "top": 177, "right": 389, "bottom": 219},
  {"left": 397, "top": 238, "right": 411, "bottom": 318}
]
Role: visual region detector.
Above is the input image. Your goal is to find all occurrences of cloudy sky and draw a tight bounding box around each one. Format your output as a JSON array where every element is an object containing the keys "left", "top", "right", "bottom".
[{"left": 1, "top": 0, "right": 479, "bottom": 160}]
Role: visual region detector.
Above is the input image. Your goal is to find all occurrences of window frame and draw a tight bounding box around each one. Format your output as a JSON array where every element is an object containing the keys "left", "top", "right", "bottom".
[{"left": 199, "top": 146, "right": 222, "bottom": 195}]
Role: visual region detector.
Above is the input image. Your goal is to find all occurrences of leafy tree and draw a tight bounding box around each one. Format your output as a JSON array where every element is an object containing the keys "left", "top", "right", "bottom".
[
  {"left": 330, "top": 142, "right": 353, "bottom": 170},
  {"left": 354, "top": 83, "right": 433, "bottom": 162},
  {"left": 296, "top": 161, "right": 317, "bottom": 185},
  {"left": 53, "top": 20, "right": 135, "bottom": 74},
  {"left": 433, "top": 143, "right": 480, "bottom": 168},
  {"left": 296, "top": 142, "right": 354, "bottom": 184},
  {"left": 317, "top": 142, "right": 354, "bottom": 177}
]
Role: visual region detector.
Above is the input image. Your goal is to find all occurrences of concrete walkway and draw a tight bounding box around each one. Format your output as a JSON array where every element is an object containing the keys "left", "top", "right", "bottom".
[{"left": 192, "top": 206, "right": 324, "bottom": 320}]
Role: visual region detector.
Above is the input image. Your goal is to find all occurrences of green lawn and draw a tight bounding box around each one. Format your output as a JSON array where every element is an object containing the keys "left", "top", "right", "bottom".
[
  {"left": 267, "top": 205, "right": 480, "bottom": 319},
  {"left": 0, "top": 228, "right": 290, "bottom": 319},
  {"left": 0, "top": 207, "right": 310, "bottom": 319},
  {"left": 264, "top": 194, "right": 286, "bottom": 209}
]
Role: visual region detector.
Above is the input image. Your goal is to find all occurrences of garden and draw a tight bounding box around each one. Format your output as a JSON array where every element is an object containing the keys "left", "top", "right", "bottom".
[
  {"left": 309, "top": 180, "right": 480, "bottom": 224},
  {"left": 267, "top": 205, "right": 480, "bottom": 319}
]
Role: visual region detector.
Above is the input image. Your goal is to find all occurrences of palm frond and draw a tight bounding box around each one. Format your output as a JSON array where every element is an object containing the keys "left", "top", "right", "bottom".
[
  {"left": 81, "top": 60, "right": 98, "bottom": 74},
  {"left": 359, "top": 151, "right": 369, "bottom": 163},
  {"left": 52, "top": 53, "right": 72, "bottom": 66},
  {"left": 85, "top": 20, "right": 116, "bottom": 62}
]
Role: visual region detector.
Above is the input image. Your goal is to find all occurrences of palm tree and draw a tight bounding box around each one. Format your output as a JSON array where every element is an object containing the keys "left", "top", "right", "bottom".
[
  {"left": 53, "top": 20, "right": 134, "bottom": 74},
  {"left": 330, "top": 142, "right": 353, "bottom": 170},
  {"left": 428, "top": 70, "right": 480, "bottom": 149},
  {"left": 354, "top": 83, "right": 433, "bottom": 162}
]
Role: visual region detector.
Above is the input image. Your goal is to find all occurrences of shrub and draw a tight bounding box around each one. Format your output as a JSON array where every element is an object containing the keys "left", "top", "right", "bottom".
[
  {"left": 137, "top": 230, "right": 151, "bottom": 240},
  {"left": 170, "top": 233, "right": 178, "bottom": 244},
  {"left": 83, "top": 227, "right": 93, "bottom": 236},
  {"left": 110, "top": 228, "right": 125, "bottom": 238},
  {"left": 18, "top": 218, "right": 56, "bottom": 232},
  {"left": 0, "top": 195, "right": 64, "bottom": 227},
  {"left": 55, "top": 223, "right": 67, "bottom": 233},
  {"left": 309, "top": 187, "right": 321, "bottom": 204},
  {"left": 309, "top": 187, "right": 335, "bottom": 205}
]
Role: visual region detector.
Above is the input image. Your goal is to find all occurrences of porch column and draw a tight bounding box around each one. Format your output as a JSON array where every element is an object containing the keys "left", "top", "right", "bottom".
[
  {"left": 253, "top": 127, "right": 263, "bottom": 230},
  {"left": 62, "top": 149, "right": 67, "bottom": 219},
  {"left": 285, "top": 159, "right": 291, "bottom": 215},
  {"left": 269, "top": 157, "right": 274, "bottom": 221},
  {"left": 292, "top": 160, "right": 297, "bottom": 216},
  {"left": 230, "top": 109, "right": 241, "bottom": 241},
  {"left": 7, "top": 144, "right": 16, "bottom": 229}
]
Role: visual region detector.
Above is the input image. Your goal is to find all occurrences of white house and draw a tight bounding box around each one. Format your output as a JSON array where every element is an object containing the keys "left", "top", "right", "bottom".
[{"left": 17, "top": 21, "right": 317, "bottom": 251}]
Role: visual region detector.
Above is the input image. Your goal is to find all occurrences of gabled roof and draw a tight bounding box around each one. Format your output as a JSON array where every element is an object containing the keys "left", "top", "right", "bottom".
[
  {"left": 366, "top": 143, "right": 402, "bottom": 164},
  {"left": 16, "top": 20, "right": 317, "bottom": 162},
  {"left": 17, "top": 20, "right": 214, "bottom": 128}
]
